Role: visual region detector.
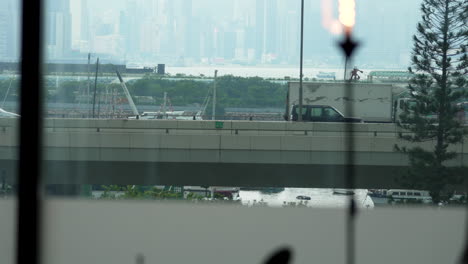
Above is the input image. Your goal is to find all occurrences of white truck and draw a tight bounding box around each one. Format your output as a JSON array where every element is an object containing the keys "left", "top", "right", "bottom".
[{"left": 284, "top": 82, "right": 411, "bottom": 123}]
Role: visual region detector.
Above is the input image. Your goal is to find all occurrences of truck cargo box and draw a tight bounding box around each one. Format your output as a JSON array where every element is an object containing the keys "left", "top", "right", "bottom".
[{"left": 286, "top": 82, "right": 402, "bottom": 123}]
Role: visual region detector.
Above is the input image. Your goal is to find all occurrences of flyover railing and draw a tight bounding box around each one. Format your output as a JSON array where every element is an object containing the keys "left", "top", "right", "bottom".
[
  {"left": 0, "top": 117, "right": 453, "bottom": 138},
  {"left": 41, "top": 118, "right": 405, "bottom": 137}
]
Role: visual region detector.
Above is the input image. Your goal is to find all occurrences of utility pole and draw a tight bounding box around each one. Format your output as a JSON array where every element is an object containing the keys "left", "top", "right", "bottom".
[
  {"left": 298, "top": 0, "right": 304, "bottom": 121},
  {"left": 212, "top": 70, "right": 218, "bottom": 120},
  {"left": 87, "top": 53, "right": 91, "bottom": 117},
  {"left": 92, "top": 57, "right": 99, "bottom": 118},
  {"left": 162, "top": 92, "right": 167, "bottom": 118}
]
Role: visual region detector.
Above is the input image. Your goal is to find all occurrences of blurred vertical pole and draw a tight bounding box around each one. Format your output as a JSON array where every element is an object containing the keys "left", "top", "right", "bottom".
[
  {"left": 298, "top": 0, "right": 304, "bottom": 121},
  {"left": 87, "top": 53, "right": 91, "bottom": 117},
  {"left": 92, "top": 58, "right": 99, "bottom": 118},
  {"left": 339, "top": 33, "right": 358, "bottom": 264},
  {"left": 212, "top": 70, "right": 218, "bottom": 120},
  {"left": 17, "top": 0, "right": 43, "bottom": 264},
  {"left": 461, "top": 208, "right": 468, "bottom": 264},
  {"left": 96, "top": 58, "right": 101, "bottom": 118}
]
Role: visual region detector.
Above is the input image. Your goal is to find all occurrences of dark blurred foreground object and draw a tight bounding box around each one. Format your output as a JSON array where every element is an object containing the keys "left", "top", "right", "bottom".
[{"left": 264, "top": 247, "right": 293, "bottom": 264}]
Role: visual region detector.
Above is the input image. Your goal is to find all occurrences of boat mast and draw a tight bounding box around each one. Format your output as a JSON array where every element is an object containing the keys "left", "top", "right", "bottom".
[
  {"left": 92, "top": 57, "right": 99, "bottom": 118},
  {"left": 162, "top": 92, "right": 167, "bottom": 118},
  {"left": 212, "top": 70, "right": 217, "bottom": 120}
]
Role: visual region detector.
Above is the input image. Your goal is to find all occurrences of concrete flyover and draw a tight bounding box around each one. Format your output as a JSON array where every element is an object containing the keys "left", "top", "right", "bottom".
[{"left": 0, "top": 118, "right": 466, "bottom": 188}]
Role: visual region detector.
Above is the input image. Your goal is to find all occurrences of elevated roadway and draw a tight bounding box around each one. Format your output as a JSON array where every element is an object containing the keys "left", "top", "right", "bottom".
[{"left": 0, "top": 119, "right": 466, "bottom": 188}]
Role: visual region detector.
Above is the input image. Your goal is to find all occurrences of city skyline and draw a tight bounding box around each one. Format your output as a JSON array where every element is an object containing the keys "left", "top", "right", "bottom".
[{"left": 1, "top": 0, "right": 423, "bottom": 68}]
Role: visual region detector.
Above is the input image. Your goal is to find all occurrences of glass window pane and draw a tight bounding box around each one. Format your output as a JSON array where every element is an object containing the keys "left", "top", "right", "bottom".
[
  {"left": 0, "top": 1, "right": 20, "bottom": 264},
  {"left": 311, "top": 107, "right": 322, "bottom": 117},
  {"left": 37, "top": 0, "right": 468, "bottom": 263}
]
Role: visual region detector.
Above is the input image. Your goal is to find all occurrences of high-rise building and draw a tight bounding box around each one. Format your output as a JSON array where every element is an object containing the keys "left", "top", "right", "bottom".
[
  {"left": 45, "top": 0, "right": 72, "bottom": 59},
  {"left": 172, "top": 0, "right": 193, "bottom": 58},
  {"left": 354, "top": 0, "right": 421, "bottom": 66},
  {"left": 255, "top": 0, "right": 279, "bottom": 62},
  {"left": 120, "top": 0, "right": 142, "bottom": 57},
  {"left": 0, "top": 0, "right": 19, "bottom": 61},
  {"left": 187, "top": 17, "right": 201, "bottom": 60},
  {"left": 255, "top": 0, "right": 265, "bottom": 61},
  {"left": 278, "top": 8, "right": 300, "bottom": 64},
  {"left": 223, "top": 31, "right": 236, "bottom": 60},
  {"left": 264, "top": 0, "right": 278, "bottom": 56},
  {"left": 199, "top": 18, "right": 215, "bottom": 59},
  {"left": 80, "top": 0, "right": 90, "bottom": 42}
]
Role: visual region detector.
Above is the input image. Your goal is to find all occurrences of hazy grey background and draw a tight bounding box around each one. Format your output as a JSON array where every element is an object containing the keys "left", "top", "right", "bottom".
[{"left": 0, "top": 0, "right": 423, "bottom": 68}]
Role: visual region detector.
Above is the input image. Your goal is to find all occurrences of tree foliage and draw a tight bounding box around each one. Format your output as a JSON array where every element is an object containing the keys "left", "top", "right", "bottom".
[
  {"left": 127, "top": 75, "right": 286, "bottom": 108},
  {"left": 37, "top": 75, "right": 286, "bottom": 109},
  {"left": 397, "top": 0, "right": 467, "bottom": 202}
]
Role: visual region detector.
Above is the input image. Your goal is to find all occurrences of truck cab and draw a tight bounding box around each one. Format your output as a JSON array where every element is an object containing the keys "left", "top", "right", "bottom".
[{"left": 289, "top": 105, "right": 362, "bottom": 123}]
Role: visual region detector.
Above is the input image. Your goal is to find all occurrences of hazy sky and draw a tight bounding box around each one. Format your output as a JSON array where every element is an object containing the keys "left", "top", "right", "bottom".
[
  {"left": 68, "top": 0, "right": 424, "bottom": 43},
  {"left": 71, "top": 0, "right": 421, "bottom": 67}
]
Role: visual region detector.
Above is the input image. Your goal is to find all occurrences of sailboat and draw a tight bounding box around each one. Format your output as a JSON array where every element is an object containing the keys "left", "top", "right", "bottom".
[{"left": 0, "top": 108, "right": 19, "bottom": 118}]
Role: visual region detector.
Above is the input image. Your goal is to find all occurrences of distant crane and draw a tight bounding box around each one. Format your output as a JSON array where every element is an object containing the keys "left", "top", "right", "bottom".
[
  {"left": 115, "top": 70, "right": 139, "bottom": 118},
  {"left": 197, "top": 79, "right": 213, "bottom": 119},
  {"left": 1, "top": 76, "right": 14, "bottom": 108}
]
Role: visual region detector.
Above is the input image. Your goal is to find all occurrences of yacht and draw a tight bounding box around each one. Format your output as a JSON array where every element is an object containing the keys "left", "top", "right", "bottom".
[
  {"left": 332, "top": 189, "right": 355, "bottom": 195},
  {"left": 0, "top": 108, "right": 19, "bottom": 118}
]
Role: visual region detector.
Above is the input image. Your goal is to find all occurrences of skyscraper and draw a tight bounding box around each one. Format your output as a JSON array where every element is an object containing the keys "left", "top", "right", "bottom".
[
  {"left": 120, "top": 0, "right": 142, "bottom": 57},
  {"left": 255, "top": 0, "right": 279, "bottom": 62},
  {"left": 172, "top": 0, "right": 193, "bottom": 58},
  {"left": 0, "top": 0, "right": 19, "bottom": 61},
  {"left": 45, "top": 0, "right": 72, "bottom": 59},
  {"left": 255, "top": 0, "right": 265, "bottom": 61},
  {"left": 80, "top": 0, "right": 90, "bottom": 42}
]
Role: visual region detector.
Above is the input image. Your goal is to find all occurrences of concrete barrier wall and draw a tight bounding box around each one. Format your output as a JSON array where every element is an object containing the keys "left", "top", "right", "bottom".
[
  {"left": 1, "top": 119, "right": 467, "bottom": 159},
  {"left": 1, "top": 119, "right": 466, "bottom": 187},
  {"left": 39, "top": 119, "right": 399, "bottom": 132}
]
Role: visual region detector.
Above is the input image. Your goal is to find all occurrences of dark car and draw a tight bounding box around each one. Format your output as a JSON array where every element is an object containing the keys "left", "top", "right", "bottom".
[
  {"left": 290, "top": 105, "right": 362, "bottom": 123},
  {"left": 296, "top": 195, "right": 311, "bottom": 200}
]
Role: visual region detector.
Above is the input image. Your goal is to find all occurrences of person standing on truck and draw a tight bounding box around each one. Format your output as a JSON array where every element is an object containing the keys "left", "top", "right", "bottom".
[{"left": 350, "top": 66, "right": 363, "bottom": 81}]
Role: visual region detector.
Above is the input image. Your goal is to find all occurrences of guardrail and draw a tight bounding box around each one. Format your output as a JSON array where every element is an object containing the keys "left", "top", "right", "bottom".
[
  {"left": 45, "top": 113, "right": 285, "bottom": 121},
  {"left": 3, "top": 118, "right": 468, "bottom": 143},
  {"left": 0, "top": 118, "right": 414, "bottom": 138}
]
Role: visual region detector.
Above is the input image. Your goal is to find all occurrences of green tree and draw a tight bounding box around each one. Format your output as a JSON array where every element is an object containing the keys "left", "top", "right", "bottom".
[
  {"left": 127, "top": 75, "right": 286, "bottom": 109},
  {"left": 204, "top": 103, "right": 226, "bottom": 120},
  {"left": 52, "top": 81, "right": 85, "bottom": 103},
  {"left": 396, "top": 0, "right": 467, "bottom": 202}
]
